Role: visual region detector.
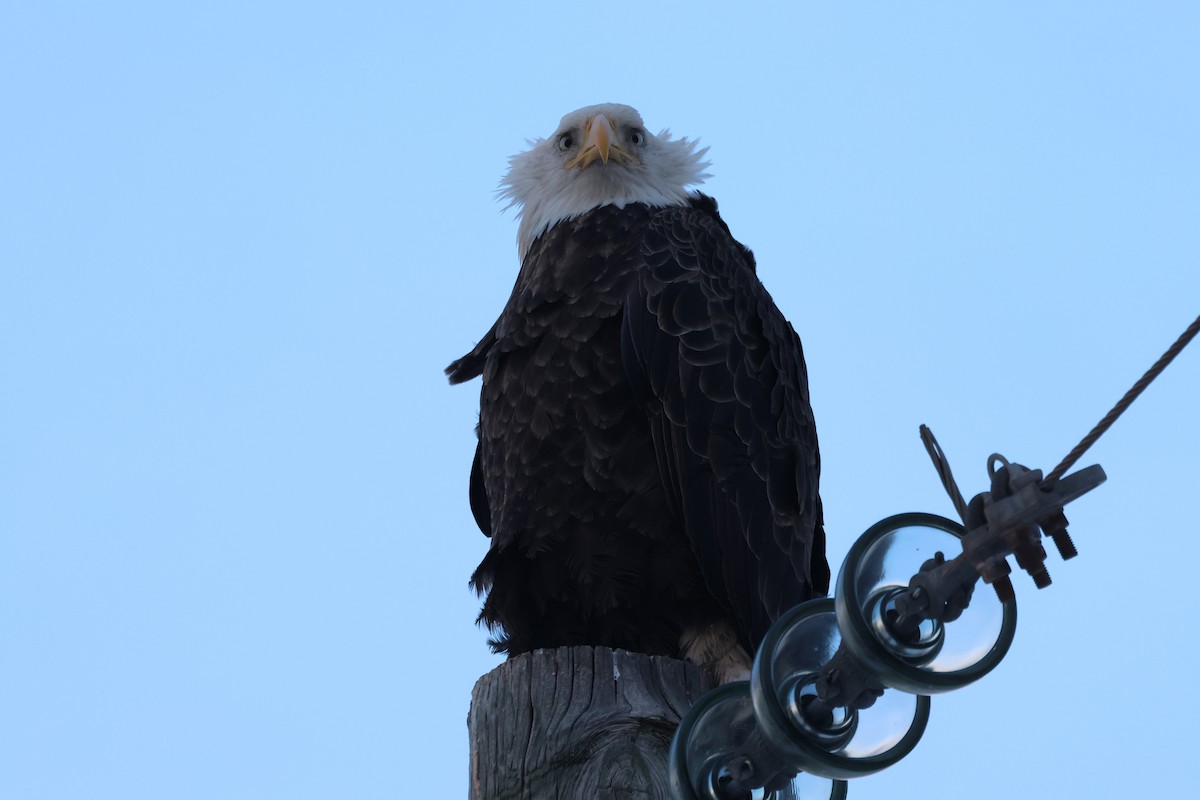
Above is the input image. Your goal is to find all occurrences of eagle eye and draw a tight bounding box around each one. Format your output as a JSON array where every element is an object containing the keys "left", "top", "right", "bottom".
[
  {"left": 630, "top": 129, "right": 645, "bottom": 146},
  {"left": 557, "top": 133, "right": 574, "bottom": 151}
]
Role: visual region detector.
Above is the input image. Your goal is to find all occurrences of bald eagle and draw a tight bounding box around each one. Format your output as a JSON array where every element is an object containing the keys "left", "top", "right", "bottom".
[{"left": 447, "top": 104, "right": 828, "bottom": 681}]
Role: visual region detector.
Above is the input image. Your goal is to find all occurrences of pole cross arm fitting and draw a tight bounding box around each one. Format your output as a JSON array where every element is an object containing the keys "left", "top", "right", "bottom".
[
  {"left": 890, "top": 460, "right": 1106, "bottom": 637},
  {"left": 963, "top": 459, "right": 1107, "bottom": 596}
]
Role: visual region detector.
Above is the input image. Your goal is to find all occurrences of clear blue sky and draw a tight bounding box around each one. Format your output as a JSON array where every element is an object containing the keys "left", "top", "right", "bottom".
[{"left": 2, "top": 3, "right": 1197, "bottom": 798}]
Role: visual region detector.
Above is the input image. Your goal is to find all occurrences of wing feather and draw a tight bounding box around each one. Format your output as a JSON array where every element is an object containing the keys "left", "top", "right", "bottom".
[{"left": 622, "top": 197, "right": 830, "bottom": 649}]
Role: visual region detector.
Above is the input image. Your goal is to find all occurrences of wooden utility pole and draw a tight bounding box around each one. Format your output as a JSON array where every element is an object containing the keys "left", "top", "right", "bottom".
[{"left": 468, "top": 646, "right": 715, "bottom": 800}]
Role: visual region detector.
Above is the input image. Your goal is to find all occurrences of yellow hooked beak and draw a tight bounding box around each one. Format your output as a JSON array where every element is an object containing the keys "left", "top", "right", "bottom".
[{"left": 566, "top": 114, "right": 633, "bottom": 170}]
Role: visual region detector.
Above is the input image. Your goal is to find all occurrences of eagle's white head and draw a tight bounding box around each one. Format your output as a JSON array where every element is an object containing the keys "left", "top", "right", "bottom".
[{"left": 501, "top": 103, "right": 710, "bottom": 261}]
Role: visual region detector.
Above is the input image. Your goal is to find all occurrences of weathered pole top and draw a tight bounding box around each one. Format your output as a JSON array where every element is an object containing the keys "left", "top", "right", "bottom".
[{"left": 469, "top": 646, "right": 716, "bottom": 800}]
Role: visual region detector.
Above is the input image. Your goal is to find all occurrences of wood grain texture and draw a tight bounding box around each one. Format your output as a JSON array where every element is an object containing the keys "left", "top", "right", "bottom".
[{"left": 468, "top": 647, "right": 716, "bottom": 800}]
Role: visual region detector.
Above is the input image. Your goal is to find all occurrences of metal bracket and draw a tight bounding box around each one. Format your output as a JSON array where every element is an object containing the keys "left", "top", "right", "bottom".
[{"left": 893, "top": 462, "right": 1106, "bottom": 630}]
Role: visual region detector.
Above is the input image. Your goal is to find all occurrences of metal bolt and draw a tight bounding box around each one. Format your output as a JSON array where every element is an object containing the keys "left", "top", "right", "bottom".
[{"left": 1050, "top": 529, "right": 1078, "bottom": 560}]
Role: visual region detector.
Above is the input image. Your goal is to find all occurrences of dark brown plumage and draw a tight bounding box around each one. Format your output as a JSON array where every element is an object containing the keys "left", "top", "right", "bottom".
[{"left": 448, "top": 194, "right": 829, "bottom": 666}]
